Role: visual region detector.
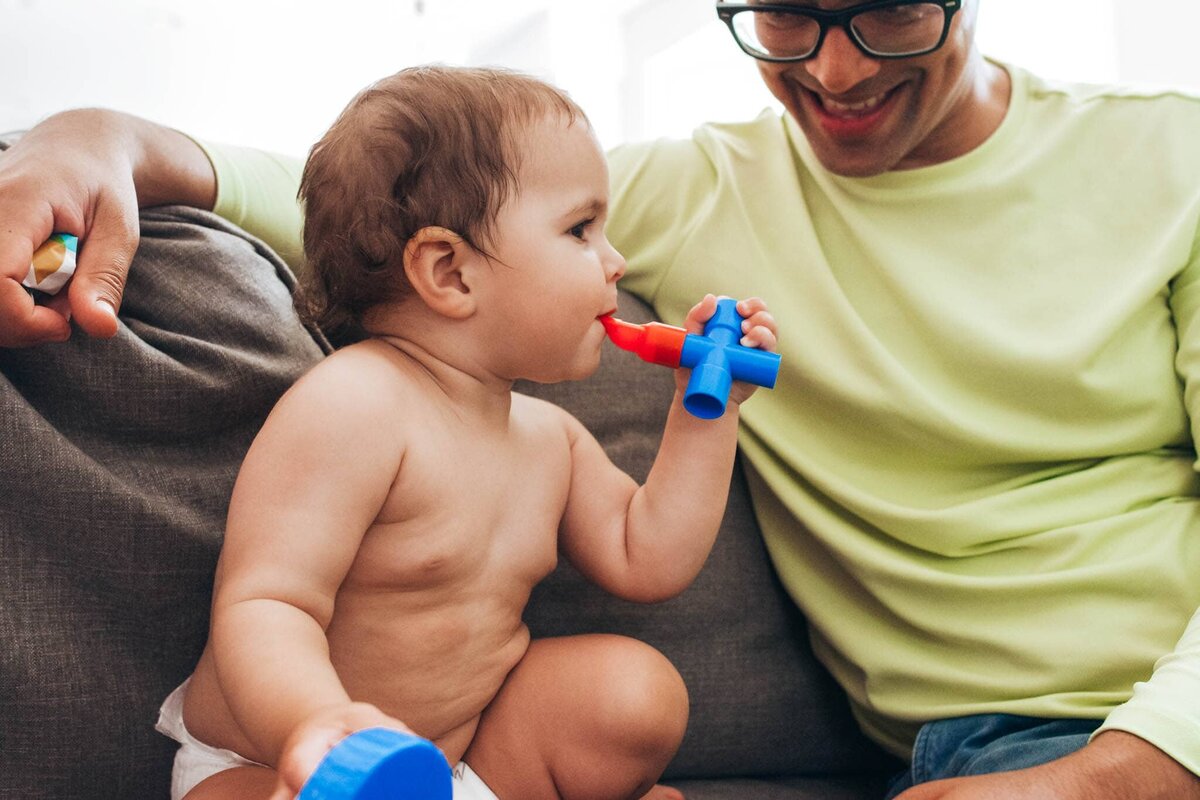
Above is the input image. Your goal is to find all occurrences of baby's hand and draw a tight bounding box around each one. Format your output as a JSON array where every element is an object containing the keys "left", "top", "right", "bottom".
[
  {"left": 679, "top": 294, "right": 778, "bottom": 408},
  {"left": 268, "top": 702, "right": 422, "bottom": 800}
]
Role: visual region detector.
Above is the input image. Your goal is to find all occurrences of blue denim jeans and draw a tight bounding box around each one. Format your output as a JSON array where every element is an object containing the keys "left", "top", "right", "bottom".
[{"left": 883, "top": 714, "right": 1102, "bottom": 799}]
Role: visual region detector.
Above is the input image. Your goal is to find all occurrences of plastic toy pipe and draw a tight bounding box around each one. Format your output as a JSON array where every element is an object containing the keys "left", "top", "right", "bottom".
[
  {"left": 23, "top": 233, "right": 78, "bottom": 295},
  {"left": 601, "top": 297, "right": 781, "bottom": 420},
  {"left": 298, "top": 728, "right": 452, "bottom": 800}
]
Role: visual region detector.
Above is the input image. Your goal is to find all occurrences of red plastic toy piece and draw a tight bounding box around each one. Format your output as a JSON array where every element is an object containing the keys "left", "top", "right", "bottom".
[{"left": 599, "top": 316, "right": 688, "bottom": 368}]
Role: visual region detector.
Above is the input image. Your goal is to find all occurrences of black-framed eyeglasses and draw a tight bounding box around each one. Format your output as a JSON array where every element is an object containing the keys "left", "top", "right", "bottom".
[{"left": 716, "top": 0, "right": 962, "bottom": 63}]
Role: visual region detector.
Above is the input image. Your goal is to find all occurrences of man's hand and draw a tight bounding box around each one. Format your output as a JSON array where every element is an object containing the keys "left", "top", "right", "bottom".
[
  {"left": 0, "top": 110, "right": 143, "bottom": 346},
  {"left": 0, "top": 108, "right": 216, "bottom": 348},
  {"left": 896, "top": 731, "right": 1200, "bottom": 800},
  {"left": 267, "top": 702, "right": 428, "bottom": 800}
]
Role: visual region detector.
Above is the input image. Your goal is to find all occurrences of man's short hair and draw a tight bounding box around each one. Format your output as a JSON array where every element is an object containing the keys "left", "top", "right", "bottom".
[{"left": 297, "top": 65, "right": 586, "bottom": 335}]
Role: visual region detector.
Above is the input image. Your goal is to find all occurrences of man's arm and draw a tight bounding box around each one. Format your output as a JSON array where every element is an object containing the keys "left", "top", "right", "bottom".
[
  {"left": 895, "top": 731, "right": 1200, "bottom": 799},
  {"left": 0, "top": 109, "right": 215, "bottom": 346}
]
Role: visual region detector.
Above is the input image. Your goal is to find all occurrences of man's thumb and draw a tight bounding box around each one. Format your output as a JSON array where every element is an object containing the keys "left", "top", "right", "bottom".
[{"left": 68, "top": 200, "right": 138, "bottom": 338}]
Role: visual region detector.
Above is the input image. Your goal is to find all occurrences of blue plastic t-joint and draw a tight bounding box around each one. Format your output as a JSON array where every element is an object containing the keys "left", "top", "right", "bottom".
[
  {"left": 678, "top": 298, "right": 781, "bottom": 419},
  {"left": 298, "top": 728, "right": 452, "bottom": 800}
]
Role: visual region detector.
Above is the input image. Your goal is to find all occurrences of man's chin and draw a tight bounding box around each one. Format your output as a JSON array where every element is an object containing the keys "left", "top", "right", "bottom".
[
  {"left": 804, "top": 136, "right": 902, "bottom": 178},
  {"left": 789, "top": 85, "right": 911, "bottom": 177}
]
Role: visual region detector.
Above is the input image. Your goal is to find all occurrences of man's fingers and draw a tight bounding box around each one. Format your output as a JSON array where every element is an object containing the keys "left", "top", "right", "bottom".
[
  {"left": 0, "top": 219, "right": 73, "bottom": 347},
  {"left": 0, "top": 220, "right": 40, "bottom": 282},
  {"left": 0, "top": 280, "right": 70, "bottom": 347},
  {"left": 42, "top": 289, "right": 73, "bottom": 321},
  {"left": 68, "top": 192, "right": 139, "bottom": 338},
  {"left": 894, "top": 778, "right": 963, "bottom": 799}
]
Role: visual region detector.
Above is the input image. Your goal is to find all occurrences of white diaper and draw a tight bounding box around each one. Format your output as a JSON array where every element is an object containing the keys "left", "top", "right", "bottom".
[
  {"left": 450, "top": 761, "right": 498, "bottom": 800},
  {"left": 155, "top": 680, "right": 497, "bottom": 800}
]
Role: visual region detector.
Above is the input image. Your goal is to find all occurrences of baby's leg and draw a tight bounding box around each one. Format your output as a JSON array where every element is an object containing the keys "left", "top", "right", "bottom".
[
  {"left": 180, "top": 765, "right": 278, "bottom": 800},
  {"left": 464, "top": 634, "right": 688, "bottom": 800}
]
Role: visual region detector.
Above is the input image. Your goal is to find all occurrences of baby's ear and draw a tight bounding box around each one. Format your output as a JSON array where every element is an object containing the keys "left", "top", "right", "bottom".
[{"left": 402, "top": 227, "right": 478, "bottom": 319}]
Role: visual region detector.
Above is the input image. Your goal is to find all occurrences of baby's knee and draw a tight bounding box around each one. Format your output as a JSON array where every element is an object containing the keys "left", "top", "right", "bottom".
[{"left": 592, "top": 636, "right": 689, "bottom": 759}]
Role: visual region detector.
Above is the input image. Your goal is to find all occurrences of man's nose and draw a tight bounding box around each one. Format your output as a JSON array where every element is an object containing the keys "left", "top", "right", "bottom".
[{"left": 804, "top": 27, "right": 882, "bottom": 95}]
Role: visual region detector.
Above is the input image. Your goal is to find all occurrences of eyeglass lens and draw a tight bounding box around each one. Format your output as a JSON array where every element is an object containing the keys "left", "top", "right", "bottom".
[{"left": 730, "top": 3, "right": 947, "bottom": 60}]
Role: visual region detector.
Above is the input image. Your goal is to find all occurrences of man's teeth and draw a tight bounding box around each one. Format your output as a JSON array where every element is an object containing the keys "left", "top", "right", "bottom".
[{"left": 821, "top": 92, "right": 887, "bottom": 115}]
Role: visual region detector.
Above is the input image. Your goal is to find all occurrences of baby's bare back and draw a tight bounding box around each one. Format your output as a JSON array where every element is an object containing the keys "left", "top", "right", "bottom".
[{"left": 185, "top": 347, "right": 572, "bottom": 766}]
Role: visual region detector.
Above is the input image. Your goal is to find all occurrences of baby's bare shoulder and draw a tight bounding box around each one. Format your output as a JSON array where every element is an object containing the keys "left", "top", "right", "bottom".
[
  {"left": 511, "top": 392, "right": 580, "bottom": 439},
  {"left": 287, "top": 340, "right": 431, "bottom": 412},
  {"left": 255, "top": 341, "right": 437, "bottom": 460}
]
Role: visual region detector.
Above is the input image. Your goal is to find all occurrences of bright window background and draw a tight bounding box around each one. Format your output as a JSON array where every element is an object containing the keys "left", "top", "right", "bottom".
[{"left": 3, "top": 0, "right": 1199, "bottom": 155}]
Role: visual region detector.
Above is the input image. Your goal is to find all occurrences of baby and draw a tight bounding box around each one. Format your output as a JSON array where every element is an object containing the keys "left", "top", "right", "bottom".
[{"left": 156, "top": 66, "right": 777, "bottom": 800}]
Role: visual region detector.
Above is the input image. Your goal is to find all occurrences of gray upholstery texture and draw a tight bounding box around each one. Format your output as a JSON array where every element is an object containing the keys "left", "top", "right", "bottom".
[
  {"left": 0, "top": 206, "right": 328, "bottom": 798},
  {"left": 0, "top": 200, "right": 896, "bottom": 797}
]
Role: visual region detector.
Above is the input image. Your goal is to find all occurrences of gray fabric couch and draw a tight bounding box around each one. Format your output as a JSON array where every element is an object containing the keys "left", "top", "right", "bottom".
[{"left": 0, "top": 200, "right": 898, "bottom": 797}]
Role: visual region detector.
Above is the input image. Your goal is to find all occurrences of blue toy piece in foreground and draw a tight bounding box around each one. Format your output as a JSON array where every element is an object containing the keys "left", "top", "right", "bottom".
[
  {"left": 679, "top": 297, "right": 782, "bottom": 419},
  {"left": 602, "top": 297, "right": 782, "bottom": 419},
  {"left": 299, "top": 728, "right": 452, "bottom": 800}
]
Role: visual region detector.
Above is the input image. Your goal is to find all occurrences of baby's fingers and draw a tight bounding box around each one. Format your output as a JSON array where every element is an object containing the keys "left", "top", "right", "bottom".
[
  {"left": 740, "top": 310, "right": 778, "bottom": 351},
  {"left": 267, "top": 779, "right": 296, "bottom": 800},
  {"left": 682, "top": 293, "right": 718, "bottom": 334},
  {"left": 735, "top": 296, "right": 769, "bottom": 319},
  {"left": 741, "top": 324, "right": 777, "bottom": 352}
]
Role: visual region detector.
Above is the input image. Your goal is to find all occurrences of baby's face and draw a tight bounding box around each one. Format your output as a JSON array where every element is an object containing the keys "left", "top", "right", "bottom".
[{"left": 477, "top": 115, "right": 627, "bottom": 383}]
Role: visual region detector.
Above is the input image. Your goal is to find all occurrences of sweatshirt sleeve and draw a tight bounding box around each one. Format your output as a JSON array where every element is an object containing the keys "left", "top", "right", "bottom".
[
  {"left": 193, "top": 138, "right": 306, "bottom": 275},
  {"left": 1094, "top": 217, "right": 1200, "bottom": 777}
]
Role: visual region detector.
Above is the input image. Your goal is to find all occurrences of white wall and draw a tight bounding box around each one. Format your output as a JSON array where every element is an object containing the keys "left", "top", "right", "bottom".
[{"left": 3, "top": 0, "right": 1198, "bottom": 156}]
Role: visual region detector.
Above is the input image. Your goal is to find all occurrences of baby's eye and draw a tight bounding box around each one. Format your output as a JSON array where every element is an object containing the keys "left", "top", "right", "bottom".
[{"left": 569, "top": 218, "right": 594, "bottom": 240}]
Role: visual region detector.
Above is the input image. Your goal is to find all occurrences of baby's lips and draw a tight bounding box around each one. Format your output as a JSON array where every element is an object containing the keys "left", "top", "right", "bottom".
[{"left": 599, "top": 314, "right": 641, "bottom": 349}]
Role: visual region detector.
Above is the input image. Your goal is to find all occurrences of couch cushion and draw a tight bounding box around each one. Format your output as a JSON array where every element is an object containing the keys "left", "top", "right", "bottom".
[
  {"left": 0, "top": 206, "right": 327, "bottom": 799},
  {"left": 518, "top": 292, "right": 894, "bottom": 780},
  {"left": 668, "top": 775, "right": 891, "bottom": 800}
]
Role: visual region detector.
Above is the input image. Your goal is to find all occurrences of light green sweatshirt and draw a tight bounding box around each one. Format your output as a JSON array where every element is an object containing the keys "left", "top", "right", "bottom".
[{"left": 198, "top": 64, "right": 1200, "bottom": 771}]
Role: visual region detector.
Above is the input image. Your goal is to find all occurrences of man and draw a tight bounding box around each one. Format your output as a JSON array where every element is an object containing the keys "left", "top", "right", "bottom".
[{"left": 1, "top": 2, "right": 1198, "bottom": 797}]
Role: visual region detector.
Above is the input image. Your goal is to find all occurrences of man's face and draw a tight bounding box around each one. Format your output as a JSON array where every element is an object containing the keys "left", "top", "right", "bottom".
[{"left": 755, "top": 0, "right": 986, "bottom": 176}]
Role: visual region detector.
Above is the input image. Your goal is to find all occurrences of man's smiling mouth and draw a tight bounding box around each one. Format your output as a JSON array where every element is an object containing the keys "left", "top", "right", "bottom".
[
  {"left": 821, "top": 91, "right": 888, "bottom": 116},
  {"left": 813, "top": 87, "right": 897, "bottom": 119}
]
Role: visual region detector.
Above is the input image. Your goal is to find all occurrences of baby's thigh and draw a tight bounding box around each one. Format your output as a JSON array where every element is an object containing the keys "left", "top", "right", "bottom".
[
  {"left": 465, "top": 634, "right": 688, "bottom": 800},
  {"left": 181, "top": 765, "right": 278, "bottom": 800}
]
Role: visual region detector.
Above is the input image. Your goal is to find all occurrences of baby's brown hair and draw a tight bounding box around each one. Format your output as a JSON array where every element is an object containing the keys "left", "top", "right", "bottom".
[{"left": 296, "top": 65, "right": 586, "bottom": 334}]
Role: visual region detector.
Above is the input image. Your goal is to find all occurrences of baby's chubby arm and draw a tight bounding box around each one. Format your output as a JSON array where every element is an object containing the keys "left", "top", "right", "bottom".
[
  {"left": 558, "top": 296, "right": 777, "bottom": 603},
  {"left": 209, "top": 353, "right": 416, "bottom": 796}
]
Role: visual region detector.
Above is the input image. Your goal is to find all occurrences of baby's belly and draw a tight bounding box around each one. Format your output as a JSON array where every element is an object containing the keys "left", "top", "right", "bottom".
[
  {"left": 183, "top": 594, "right": 532, "bottom": 767},
  {"left": 328, "top": 596, "right": 532, "bottom": 749}
]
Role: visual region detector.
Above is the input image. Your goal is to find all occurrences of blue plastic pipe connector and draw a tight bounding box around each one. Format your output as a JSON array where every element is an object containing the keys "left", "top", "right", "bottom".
[
  {"left": 678, "top": 298, "right": 782, "bottom": 419},
  {"left": 298, "top": 728, "right": 452, "bottom": 800}
]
